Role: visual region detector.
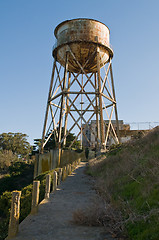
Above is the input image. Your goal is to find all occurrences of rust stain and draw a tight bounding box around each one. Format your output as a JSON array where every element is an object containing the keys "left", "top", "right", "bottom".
[{"left": 53, "top": 19, "right": 113, "bottom": 73}]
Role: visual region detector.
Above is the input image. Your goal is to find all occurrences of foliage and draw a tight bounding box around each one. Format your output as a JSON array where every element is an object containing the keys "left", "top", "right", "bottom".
[
  {"left": 0, "top": 150, "right": 18, "bottom": 171},
  {"left": 0, "top": 158, "right": 77, "bottom": 239},
  {"left": 0, "top": 219, "right": 9, "bottom": 240},
  {"left": 33, "top": 128, "right": 80, "bottom": 153},
  {"left": 0, "top": 191, "right": 12, "bottom": 240},
  {"left": 0, "top": 132, "right": 31, "bottom": 158},
  {"left": 0, "top": 167, "right": 55, "bottom": 239},
  {"left": 45, "top": 128, "right": 80, "bottom": 150},
  {"left": 0, "top": 191, "right": 12, "bottom": 219},
  {"left": 0, "top": 161, "right": 34, "bottom": 195},
  {"left": 126, "top": 214, "right": 159, "bottom": 240},
  {"left": 32, "top": 138, "right": 42, "bottom": 155},
  {"left": 0, "top": 161, "right": 34, "bottom": 240},
  {"left": 88, "top": 127, "right": 159, "bottom": 239},
  {"left": 20, "top": 184, "right": 33, "bottom": 222}
]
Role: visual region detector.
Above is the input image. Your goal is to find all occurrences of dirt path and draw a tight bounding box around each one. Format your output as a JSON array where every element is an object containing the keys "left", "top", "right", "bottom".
[{"left": 11, "top": 162, "right": 116, "bottom": 240}]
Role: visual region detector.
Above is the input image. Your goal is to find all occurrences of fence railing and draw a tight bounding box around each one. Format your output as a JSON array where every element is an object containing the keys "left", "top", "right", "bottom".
[{"left": 6, "top": 159, "right": 81, "bottom": 239}]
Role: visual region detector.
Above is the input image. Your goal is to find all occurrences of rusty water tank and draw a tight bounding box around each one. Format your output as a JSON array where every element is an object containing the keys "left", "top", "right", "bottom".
[{"left": 52, "top": 18, "right": 113, "bottom": 73}]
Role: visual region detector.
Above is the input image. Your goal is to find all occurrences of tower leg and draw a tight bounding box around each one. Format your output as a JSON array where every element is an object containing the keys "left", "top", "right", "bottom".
[
  {"left": 58, "top": 52, "right": 69, "bottom": 148},
  {"left": 110, "top": 60, "right": 120, "bottom": 143},
  {"left": 40, "top": 59, "right": 56, "bottom": 153},
  {"left": 94, "top": 73, "right": 100, "bottom": 149},
  {"left": 80, "top": 73, "right": 83, "bottom": 149},
  {"left": 63, "top": 71, "right": 71, "bottom": 147},
  {"left": 97, "top": 46, "right": 105, "bottom": 149}
]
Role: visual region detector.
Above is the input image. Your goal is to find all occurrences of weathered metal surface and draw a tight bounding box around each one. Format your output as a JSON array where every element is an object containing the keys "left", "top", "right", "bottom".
[{"left": 53, "top": 18, "right": 113, "bottom": 73}]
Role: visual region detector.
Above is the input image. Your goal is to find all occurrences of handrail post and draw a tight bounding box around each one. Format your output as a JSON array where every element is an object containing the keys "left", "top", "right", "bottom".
[
  {"left": 69, "top": 164, "right": 72, "bottom": 174},
  {"left": 31, "top": 181, "right": 40, "bottom": 214},
  {"left": 7, "top": 191, "right": 21, "bottom": 239},
  {"left": 62, "top": 166, "right": 67, "bottom": 181},
  {"left": 45, "top": 174, "right": 51, "bottom": 199},
  {"left": 58, "top": 168, "right": 63, "bottom": 185},
  {"left": 52, "top": 171, "right": 57, "bottom": 192}
]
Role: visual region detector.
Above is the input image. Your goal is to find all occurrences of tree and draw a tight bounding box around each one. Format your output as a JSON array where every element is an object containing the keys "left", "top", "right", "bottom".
[
  {"left": 32, "top": 138, "right": 42, "bottom": 155},
  {"left": 44, "top": 128, "right": 80, "bottom": 150},
  {"left": 0, "top": 150, "right": 18, "bottom": 170},
  {"left": 0, "top": 132, "right": 31, "bottom": 158},
  {"left": 32, "top": 128, "right": 80, "bottom": 153}
]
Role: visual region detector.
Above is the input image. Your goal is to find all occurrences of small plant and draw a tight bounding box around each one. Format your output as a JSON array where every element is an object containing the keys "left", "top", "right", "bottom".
[{"left": 72, "top": 199, "right": 124, "bottom": 238}]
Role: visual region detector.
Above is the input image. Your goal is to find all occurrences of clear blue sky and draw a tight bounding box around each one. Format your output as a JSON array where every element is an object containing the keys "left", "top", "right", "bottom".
[{"left": 0, "top": 0, "right": 159, "bottom": 144}]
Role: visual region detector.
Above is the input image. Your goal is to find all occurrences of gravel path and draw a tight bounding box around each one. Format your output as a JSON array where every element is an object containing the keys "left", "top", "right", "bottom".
[{"left": 11, "top": 162, "right": 116, "bottom": 240}]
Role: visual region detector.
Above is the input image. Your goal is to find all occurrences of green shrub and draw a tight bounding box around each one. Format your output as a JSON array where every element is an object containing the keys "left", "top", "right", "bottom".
[
  {"left": 0, "top": 162, "right": 34, "bottom": 195},
  {"left": 0, "top": 219, "right": 9, "bottom": 240},
  {"left": 0, "top": 191, "right": 12, "bottom": 218},
  {"left": 126, "top": 215, "right": 159, "bottom": 240},
  {"left": 20, "top": 184, "right": 33, "bottom": 222}
]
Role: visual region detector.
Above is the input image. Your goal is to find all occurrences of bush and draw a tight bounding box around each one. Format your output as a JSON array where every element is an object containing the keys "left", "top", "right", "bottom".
[
  {"left": 0, "top": 150, "right": 18, "bottom": 171},
  {"left": 0, "top": 161, "right": 34, "bottom": 239},
  {"left": 0, "top": 162, "right": 34, "bottom": 195},
  {"left": 0, "top": 219, "right": 9, "bottom": 240},
  {"left": 0, "top": 191, "right": 12, "bottom": 218},
  {"left": 20, "top": 184, "right": 33, "bottom": 222}
]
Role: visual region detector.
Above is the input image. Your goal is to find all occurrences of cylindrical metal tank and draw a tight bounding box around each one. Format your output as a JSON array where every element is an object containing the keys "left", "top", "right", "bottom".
[{"left": 53, "top": 18, "right": 113, "bottom": 73}]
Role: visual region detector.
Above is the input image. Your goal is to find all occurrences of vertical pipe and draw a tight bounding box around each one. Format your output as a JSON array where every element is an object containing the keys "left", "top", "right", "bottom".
[
  {"left": 80, "top": 73, "right": 83, "bottom": 149},
  {"left": 94, "top": 73, "right": 100, "bottom": 149},
  {"left": 97, "top": 46, "right": 105, "bottom": 148},
  {"left": 58, "top": 51, "right": 69, "bottom": 148},
  {"left": 41, "top": 59, "right": 56, "bottom": 153},
  {"left": 110, "top": 60, "right": 120, "bottom": 143},
  {"left": 63, "top": 71, "right": 71, "bottom": 146}
]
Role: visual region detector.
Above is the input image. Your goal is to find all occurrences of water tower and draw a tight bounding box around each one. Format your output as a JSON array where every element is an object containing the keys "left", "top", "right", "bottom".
[{"left": 41, "top": 18, "right": 120, "bottom": 153}]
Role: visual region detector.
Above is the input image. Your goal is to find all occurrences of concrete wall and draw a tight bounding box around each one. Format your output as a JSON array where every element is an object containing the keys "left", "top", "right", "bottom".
[{"left": 34, "top": 149, "right": 87, "bottom": 178}]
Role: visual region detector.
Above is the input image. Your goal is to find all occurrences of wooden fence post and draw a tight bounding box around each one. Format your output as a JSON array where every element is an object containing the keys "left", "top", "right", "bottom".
[
  {"left": 58, "top": 168, "right": 62, "bottom": 185},
  {"left": 73, "top": 161, "right": 75, "bottom": 170},
  {"left": 62, "top": 166, "right": 67, "bottom": 181},
  {"left": 71, "top": 162, "right": 74, "bottom": 172},
  {"left": 7, "top": 191, "right": 21, "bottom": 239},
  {"left": 52, "top": 171, "right": 57, "bottom": 192},
  {"left": 69, "top": 164, "right": 72, "bottom": 174},
  {"left": 31, "top": 181, "right": 40, "bottom": 214},
  {"left": 45, "top": 174, "right": 51, "bottom": 199},
  {"left": 67, "top": 164, "right": 70, "bottom": 175}
]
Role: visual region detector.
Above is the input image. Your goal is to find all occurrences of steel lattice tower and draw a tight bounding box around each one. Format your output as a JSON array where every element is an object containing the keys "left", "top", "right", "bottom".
[{"left": 41, "top": 19, "right": 120, "bottom": 153}]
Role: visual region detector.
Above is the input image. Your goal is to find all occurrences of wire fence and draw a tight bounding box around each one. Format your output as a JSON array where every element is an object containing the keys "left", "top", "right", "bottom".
[{"left": 125, "top": 122, "right": 159, "bottom": 130}]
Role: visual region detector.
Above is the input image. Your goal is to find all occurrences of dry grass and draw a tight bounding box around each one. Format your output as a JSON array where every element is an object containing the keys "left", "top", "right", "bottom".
[
  {"left": 74, "top": 127, "right": 159, "bottom": 239},
  {"left": 72, "top": 198, "right": 125, "bottom": 238}
]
